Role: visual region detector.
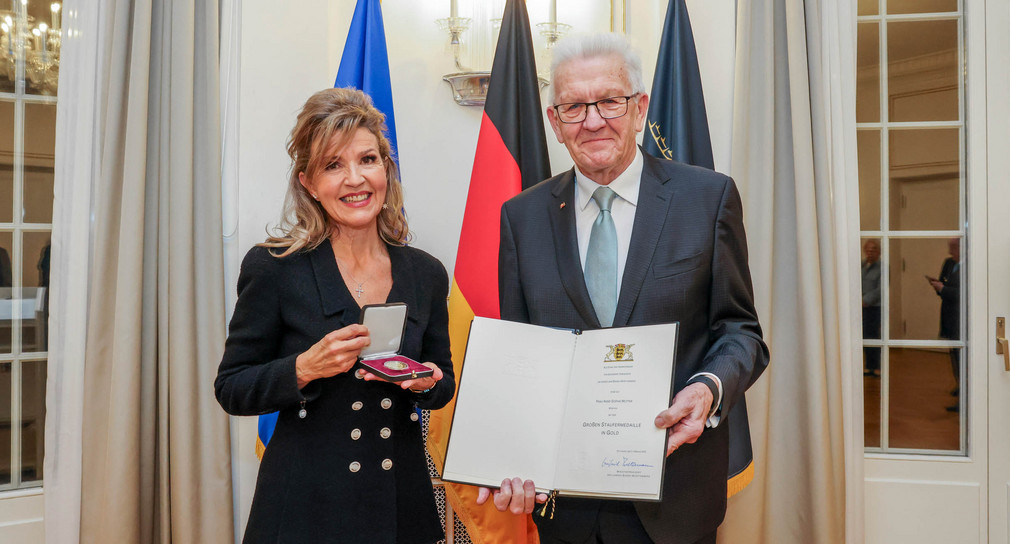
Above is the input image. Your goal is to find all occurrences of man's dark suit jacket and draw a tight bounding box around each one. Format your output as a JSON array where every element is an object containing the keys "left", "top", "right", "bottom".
[
  {"left": 937, "top": 257, "right": 960, "bottom": 340},
  {"left": 498, "top": 152, "right": 769, "bottom": 544}
]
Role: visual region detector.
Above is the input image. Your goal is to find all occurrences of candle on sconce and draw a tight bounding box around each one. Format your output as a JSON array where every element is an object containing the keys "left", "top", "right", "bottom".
[
  {"left": 550, "top": 0, "right": 557, "bottom": 24},
  {"left": 1, "top": 23, "right": 10, "bottom": 57},
  {"left": 32, "top": 27, "right": 40, "bottom": 53},
  {"left": 51, "top": 3, "right": 61, "bottom": 30},
  {"left": 39, "top": 23, "right": 48, "bottom": 62},
  {"left": 4, "top": 16, "right": 11, "bottom": 57},
  {"left": 450, "top": 0, "right": 457, "bottom": 19}
]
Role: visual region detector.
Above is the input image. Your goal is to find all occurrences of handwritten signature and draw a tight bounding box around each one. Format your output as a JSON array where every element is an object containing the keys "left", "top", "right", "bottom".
[{"left": 601, "top": 456, "right": 654, "bottom": 468}]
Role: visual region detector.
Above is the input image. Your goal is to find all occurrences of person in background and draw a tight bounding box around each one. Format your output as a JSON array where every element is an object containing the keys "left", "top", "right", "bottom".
[
  {"left": 0, "top": 247, "right": 11, "bottom": 288},
  {"left": 862, "top": 239, "right": 881, "bottom": 377},
  {"left": 927, "top": 237, "right": 960, "bottom": 412}
]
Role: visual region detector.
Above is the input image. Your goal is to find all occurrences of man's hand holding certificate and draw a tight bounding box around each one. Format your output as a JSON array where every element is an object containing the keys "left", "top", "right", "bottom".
[
  {"left": 656, "top": 380, "right": 715, "bottom": 456},
  {"left": 441, "top": 317, "right": 681, "bottom": 505}
]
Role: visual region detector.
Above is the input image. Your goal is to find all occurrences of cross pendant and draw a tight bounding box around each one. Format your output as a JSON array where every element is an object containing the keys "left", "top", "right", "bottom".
[{"left": 354, "top": 284, "right": 365, "bottom": 298}]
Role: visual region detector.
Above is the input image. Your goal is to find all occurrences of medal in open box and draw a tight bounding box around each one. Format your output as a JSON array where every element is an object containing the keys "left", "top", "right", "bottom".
[{"left": 355, "top": 303, "right": 434, "bottom": 381}]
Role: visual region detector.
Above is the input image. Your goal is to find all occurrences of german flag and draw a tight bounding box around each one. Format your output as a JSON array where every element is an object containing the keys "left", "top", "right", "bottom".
[{"left": 426, "top": 0, "right": 549, "bottom": 541}]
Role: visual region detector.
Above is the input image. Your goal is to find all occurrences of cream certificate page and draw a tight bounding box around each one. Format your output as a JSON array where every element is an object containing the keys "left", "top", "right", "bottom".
[
  {"left": 553, "top": 323, "right": 677, "bottom": 499},
  {"left": 442, "top": 317, "right": 574, "bottom": 488}
]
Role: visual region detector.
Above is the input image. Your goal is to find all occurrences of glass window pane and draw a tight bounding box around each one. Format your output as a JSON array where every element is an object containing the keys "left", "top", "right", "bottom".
[
  {"left": 889, "top": 237, "right": 961, "bottom": 341},
  {"left": 0, "top": 101, "right": 12, "bottom": 224},
  {"left": 0, "top": 362, "right": 10, "bottom": 486},
  {"left": 857, "top": 23, "right": 880, "bottom": 123},
  {"left": 0, "top": 231, "right": 10, "bottom": 355},
  {"left": 858, "top": 130, "right": 881, "bottom": 231},
  {"left": 24, "top": 1, "right": 60, "bottom": 97},
  {"left": 858, "top": 0, "right": 878, "bottom": 16},
  {"left": 862, "top": 237, "right": 883, "bottom": 447},
  {"left": 888, "top": 347, "right": 961, "bottom": 450},
  {"left": 21, "top": 232, "right": 49, "bottom": 289},
  {"left": 887, "top": 0, "right": 958, "bottom": 14},
  {"left": 23, "top": 103, "right": 55, "bottom": 223},
  {"left": 888, "top": 128, "right": 959, "bottom": 231},
  {"left": 861, "top": 238, "right": 882, "bottom": 341},
  {"left": 20, "top": 359, "right": 44, "bottom": 482},
  {"left": 887, "top": 20, "right": 959, "bottom": 122},
  {"left": 864, "top": 372, "right": 881, "bottom": 447},
  {"left": 21, "top": 232, "right": 48, "bottom": 353}
]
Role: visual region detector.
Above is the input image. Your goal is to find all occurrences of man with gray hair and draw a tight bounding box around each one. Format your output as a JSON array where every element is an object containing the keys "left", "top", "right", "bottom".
[{"left": 476, "top": 33, "right": 768, "bottom": 543}]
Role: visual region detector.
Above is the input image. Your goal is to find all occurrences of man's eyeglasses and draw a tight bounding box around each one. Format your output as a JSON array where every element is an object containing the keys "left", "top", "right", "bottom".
[{"left": 552, "top": 94, "right": 638, "bottom": 124}]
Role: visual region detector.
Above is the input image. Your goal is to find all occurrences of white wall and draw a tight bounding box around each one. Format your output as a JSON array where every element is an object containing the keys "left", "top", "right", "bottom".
[
  {"left": 229, "top": 0, "right": 736, "bottom": 539},
  {"left": 230, "top": 0, "right": 334, "bottom": 538}
]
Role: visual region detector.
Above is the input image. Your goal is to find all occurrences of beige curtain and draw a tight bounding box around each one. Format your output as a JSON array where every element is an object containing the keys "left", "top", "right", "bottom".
[
  {"left": 718, "top": 0, "right": 863, "bottom": 542},
  {"left": 45, "top": 0, "right": 234, "bottom": 542}
]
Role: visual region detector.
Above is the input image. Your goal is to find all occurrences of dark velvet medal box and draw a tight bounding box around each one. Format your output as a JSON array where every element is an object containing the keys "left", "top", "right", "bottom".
[{"left": 355, "top": 303, "right": 433, "bottom": 382}]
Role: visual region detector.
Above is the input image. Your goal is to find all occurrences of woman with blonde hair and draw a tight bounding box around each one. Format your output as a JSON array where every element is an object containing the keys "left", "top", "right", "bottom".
[{"left": 215, "top": 87, "right": 454, "bottom": 544}]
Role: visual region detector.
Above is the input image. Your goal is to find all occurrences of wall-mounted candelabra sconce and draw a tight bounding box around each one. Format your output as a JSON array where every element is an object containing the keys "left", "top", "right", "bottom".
[{"left": 438, "top": 0, "right": 561, "bottom": 106}]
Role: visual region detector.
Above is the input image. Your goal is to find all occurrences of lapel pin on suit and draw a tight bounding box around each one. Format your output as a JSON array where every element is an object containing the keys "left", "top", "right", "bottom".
[{"left": 560, "top": 202, "right": 566, "bottom": 209}]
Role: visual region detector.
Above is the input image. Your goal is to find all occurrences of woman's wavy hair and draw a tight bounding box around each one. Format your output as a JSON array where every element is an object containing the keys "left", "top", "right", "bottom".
[{"left": 261, "top": 87, "right": 409, "bottom": 257}]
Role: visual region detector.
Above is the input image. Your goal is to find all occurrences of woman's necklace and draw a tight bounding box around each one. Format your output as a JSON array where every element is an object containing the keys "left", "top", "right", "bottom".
[
  {"left": 333, "top": 237, "right": 389, "bottom": 300},
  {"left": 339, "top": 262, "right": 369, "bottom": 298}
]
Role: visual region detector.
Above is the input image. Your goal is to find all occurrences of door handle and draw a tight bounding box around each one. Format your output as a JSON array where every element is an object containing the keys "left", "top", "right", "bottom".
[{"left": 998, "top": 317, "right": 1010, "bottom": 371}]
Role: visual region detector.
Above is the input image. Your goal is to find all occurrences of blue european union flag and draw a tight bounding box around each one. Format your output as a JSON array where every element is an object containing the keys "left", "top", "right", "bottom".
[
  {"left": 335, "top": 0, "right": 399, "bottom": 168},
  {"left": 257, "top": 0, "right": 399, "bottom": 458},
  {"left": 257, "top": 412, "right": 277, "bottom": 449},
  {"left": 643, "top": 0, "right": 714, "bottom": 170}
]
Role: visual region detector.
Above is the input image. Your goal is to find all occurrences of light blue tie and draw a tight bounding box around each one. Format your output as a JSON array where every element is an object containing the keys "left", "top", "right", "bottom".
[{"left": 585, "top": 186, "right": 618, "bottom": 327}]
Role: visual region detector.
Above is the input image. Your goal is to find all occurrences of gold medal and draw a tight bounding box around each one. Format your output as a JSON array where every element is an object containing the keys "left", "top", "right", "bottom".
[{"left": 383, "top": 360, "right": 409, "bottom": 371}]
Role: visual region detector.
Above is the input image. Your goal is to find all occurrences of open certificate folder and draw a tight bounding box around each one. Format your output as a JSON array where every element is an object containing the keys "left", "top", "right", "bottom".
[{"left": 442, "top": 317, "right": 678, "bottom": 502}]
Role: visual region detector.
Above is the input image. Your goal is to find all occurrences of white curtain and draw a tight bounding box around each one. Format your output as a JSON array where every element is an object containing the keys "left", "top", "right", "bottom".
[
  {"left": 219, "top": 0, "right": 244, "bottom": 539},
  {"left": 43, "top": 2, "right": 102, "bottom": 541},
  {"left": 719, "top": 0, "right": 864, "bottom": 542},
  {"left": 45, "top": 0, "right": 235, "bottom": 542}
]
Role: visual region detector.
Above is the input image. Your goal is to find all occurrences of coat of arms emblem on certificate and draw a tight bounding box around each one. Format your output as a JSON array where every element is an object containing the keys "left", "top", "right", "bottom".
[{"left": 604, "top": 343, "right": 635, "bottom": 362}]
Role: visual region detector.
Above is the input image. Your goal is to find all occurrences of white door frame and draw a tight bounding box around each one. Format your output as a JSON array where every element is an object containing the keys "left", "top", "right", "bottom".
[
  {"left": 863, "top": 0, "right": 992, "bottom": 542},
  {"left": 986, "top": 0, "right": 1010, "bottom": 541}
]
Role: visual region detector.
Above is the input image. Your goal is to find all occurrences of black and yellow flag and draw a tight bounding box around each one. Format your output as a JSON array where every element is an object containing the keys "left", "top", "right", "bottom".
[
  {"left": 643, "top": 0, "right": 715, "bottom": 170},
  {"left": 644, "top": 0, "right": 755, "bottom": 497}
]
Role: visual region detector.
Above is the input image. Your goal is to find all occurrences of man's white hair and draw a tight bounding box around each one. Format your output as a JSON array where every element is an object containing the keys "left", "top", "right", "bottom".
[{"left": 548, "top": 33, "right": 646, "bottom": 104}]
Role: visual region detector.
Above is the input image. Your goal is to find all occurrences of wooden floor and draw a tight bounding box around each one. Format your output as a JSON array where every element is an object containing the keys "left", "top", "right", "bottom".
[{"left": 864, "top": 347, "right": 961, "bottom": 451}]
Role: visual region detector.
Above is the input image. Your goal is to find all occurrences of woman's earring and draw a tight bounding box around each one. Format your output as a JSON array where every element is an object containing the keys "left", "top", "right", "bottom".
[
  {"left": 382, "top": 203, "right": 389, "bottom": 210},
  {"left": 312, "top": 193, "right": 319, "bottom": 200}
]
